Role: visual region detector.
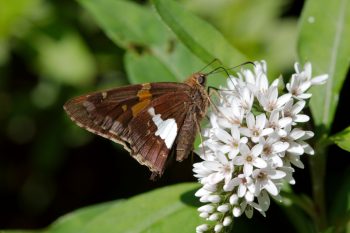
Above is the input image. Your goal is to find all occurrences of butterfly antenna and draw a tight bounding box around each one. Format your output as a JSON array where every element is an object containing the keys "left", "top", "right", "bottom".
[
  {"left": 205, "top": 66, "right": 235, "bottom": 88},
  {"left": 199, "top": 58, "right": 221, "bottom": 72},
  {"left": 205, "top": 61, "right": 255, "bottom": 87},
  {"left": 206, "top": 66, "right": 230, "bottom": 76},
  {"left": 224, "top": 61, "right": 255, "bottom": 72},
  {"left": 208, "top": 61, "right": 255, "bottom": 75}
]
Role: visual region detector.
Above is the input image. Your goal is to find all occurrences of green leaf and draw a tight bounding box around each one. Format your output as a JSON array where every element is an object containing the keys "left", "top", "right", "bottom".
[
  {"left": 150, "top": 42, "right": 207, "bottom": 82},
  {"left": 78, "top": 0, "right": 170, "bottom": 48},
  {"left": 78, "top": 0, "right": 206, "bottom": 84},
  {"left": 2, "top": 183, "right": 201, "bottom": 233},
  {"left": 80, "top": 183, "right": 201, "bottom": 233},
  {"left": 298, "top": 0, "right": 350, "bottom": 132},
  {"left": 0, "top": 231, "right": 40, "bottom": 233},
  {"left": 182, "top": 0, "right": 298, "bottom": 78},
  {"left": 124, "top": 51, "right": 178, "bottom": 83},
  {"left": 47, "top": 201, "right": 123, "bottom": 233},
  {"left": 153, "top": 0, "right": 246, "bottom": 67},
  {"left": 330, "top": 126, "right": 350, "bottom": 152}
]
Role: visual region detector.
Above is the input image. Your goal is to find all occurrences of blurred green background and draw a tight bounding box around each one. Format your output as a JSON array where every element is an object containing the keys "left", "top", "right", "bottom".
[{"left": 0, "top": 0, "right": 349, "bottom": 230}]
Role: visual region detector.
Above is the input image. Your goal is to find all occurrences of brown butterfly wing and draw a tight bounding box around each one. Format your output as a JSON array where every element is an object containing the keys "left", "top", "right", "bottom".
[{"left": 64, "top": 82, "right": 194, "bottom": 175}]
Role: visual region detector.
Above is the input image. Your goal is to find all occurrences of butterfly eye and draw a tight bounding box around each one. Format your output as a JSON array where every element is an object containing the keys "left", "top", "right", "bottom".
[{"left": 197, "top": 74, "right": 206, "bottom": 86}]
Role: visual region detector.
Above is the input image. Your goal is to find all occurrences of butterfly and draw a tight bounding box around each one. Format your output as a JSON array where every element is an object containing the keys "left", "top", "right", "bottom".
[{"left": 64, "top": 72, "right": 210, "bottom": 177}]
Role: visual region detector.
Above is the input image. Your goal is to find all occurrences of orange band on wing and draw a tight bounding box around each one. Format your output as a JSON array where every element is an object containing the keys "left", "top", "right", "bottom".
[
  {"left": 137, "top": 83, "right": 152, "bottom": 101},
  {"left": 131, "top": 99, "right": 151, "bottom": 116}
]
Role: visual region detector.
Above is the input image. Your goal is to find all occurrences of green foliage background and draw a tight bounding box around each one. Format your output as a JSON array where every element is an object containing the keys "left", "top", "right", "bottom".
[{"left": 0, "top": 0, "right": 349, "bottom": 232}]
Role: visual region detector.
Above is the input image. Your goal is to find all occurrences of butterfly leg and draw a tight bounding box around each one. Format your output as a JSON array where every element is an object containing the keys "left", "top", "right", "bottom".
[
  {"left": 193, "top": 114, "right": 208, "bottom": 160},
  {"left": 207, "top": 87, "right": 225, "bottom": 116}
]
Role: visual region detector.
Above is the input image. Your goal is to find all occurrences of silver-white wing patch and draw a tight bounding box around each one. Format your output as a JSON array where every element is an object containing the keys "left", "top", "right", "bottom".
[{"left": 147, "top": 107, "right": 178, "bottom": 149}]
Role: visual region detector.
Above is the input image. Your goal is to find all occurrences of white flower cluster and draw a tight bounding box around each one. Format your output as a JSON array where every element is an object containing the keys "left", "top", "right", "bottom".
[{"left": 194, "top": 61, "right": 328, "bottom": 233}]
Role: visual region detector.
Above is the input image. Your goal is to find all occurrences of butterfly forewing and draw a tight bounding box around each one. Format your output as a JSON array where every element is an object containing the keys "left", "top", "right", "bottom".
[{"left": 64, "top": 82, "right": 200, "bottom": 176}]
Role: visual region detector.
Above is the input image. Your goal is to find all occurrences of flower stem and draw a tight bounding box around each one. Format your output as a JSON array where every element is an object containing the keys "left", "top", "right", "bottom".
[{"left": 309, "top": 137, "right": 328, "bottom": 231}]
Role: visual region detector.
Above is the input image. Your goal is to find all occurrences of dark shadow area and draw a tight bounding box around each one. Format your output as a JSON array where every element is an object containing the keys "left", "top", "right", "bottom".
[{"left": 179, "top": 186, "right": 202, "bottom": 208}]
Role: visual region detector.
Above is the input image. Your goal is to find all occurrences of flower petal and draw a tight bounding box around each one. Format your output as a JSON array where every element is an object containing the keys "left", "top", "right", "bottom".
[
  {"left": 215, "top": 128, "right": 232, "bottom": 144},
  {"left": 289, "top": 128, "right": 305, "bottom": 140},
  {"left": 234, "top": 156, "right": 245, "bottom": 165},
  {"left": 297, "top": 93, "right": 312, "bottom": 99},
  {"left": 261, "top": 128, "right": 274, "bottom": 136},
  {"left": 240, "top": 127, "right": 252, "bottom": 137},
  {"left": 216, "top": 152, "right": 228, "bottom": 164},
  {"left": 243, "top": 163, "right": 253, "bottom": 176},
  {"left": 270, "top": 170, "right": 286, "bottom": 179},
  {"left": 264, "top": 179, "right": 279, "bottom": 196},
  {"left": 238, "top": 183, "right": 247, "bottom": 197},
  {"left": 208, "top": 172, "right": 224, "bottom": 185},
  {"left": 272, "top": 141, "right": 289, "bottom": 153},
  {"left": 253, "top": 158, "right": 267, "bottom": 168},
  {"left": 251, "top": 144, "right": 263, "bottom": 156},
  {"left": 246, "top": 113, "right": 255, "bottom": 129},
  {"left": 203, "top": 161, "right": 221, "bottom": 171},
  {"left": 245, "top": 191, "right": 254, "bottom": 202},
  {"left": 287, "top": 142, "right": 304, "bottom": 155},
  {"left": 256, "top": 114, "right": 267, "bottom": 129},
  {"left": 292, "top": 100, "right": 305, "bottom": 114},
  {"left": 294, "top": 114, "right": 310, "bottom": 122},
  {"left": 311, "top": 74, "right": 328, "bottom": 85},
  {"left": 277, "top": 93, "right": 292, "bottom": 108}
]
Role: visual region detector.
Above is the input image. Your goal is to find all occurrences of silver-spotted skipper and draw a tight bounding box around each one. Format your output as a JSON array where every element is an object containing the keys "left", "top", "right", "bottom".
[{"left": 64, "top": 72, "right": 210, "bottom": 177}]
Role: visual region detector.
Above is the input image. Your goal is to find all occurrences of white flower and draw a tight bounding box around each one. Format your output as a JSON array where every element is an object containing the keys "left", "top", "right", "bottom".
[
  {"left": 202, "top": 152, "right": 234, "bottom": 185},
  {"left": 286, "top": 74, "right": 312, "bottom": 99},
  {"left": 225, "top": 174, "right": 255, "bottom": 202},
  {"left": 252, "top": 166, "right": 286, "bottom": 196},
  {"left": 234, "top": 86, "right": 254, "bottom": 113},
  {"left": 298, "top": 131, "right": 315, "bottom": 155},
  {"left": 202, "top": 113, "right": 220, "bottom": 139},
  {"left": 259, "top": 135, "right": 289, "bottom": 167},
  {"left": 283, "top": 153, "right": 304, "bottom": 169},
  {"left": 193, "top": 61, "right": 327, "bottom": 232},
  {"left": 240, "top": 113, "right": 273, "bottom": 143},
  {"left": 266, "top": 110, "right": 292, "bottom": 137},
  {"left": 247, "top": 61, "right": 269, "bottom": 94},
  {"left": 214, "top": 223, "right": 223, "bottom": 232},
  {"left": 193, "top": 162, "right": 213, "bottom": 181},
  {"left": 258, "top": 86, "right": 292, "bottom": 112},
  {"left": 278, "top": 166, "right": 296, "bottom": 185},
  {"left": 235, "top": 144, "right": 266, "bottom": 176},
  {"left": 196, "top": 224, "right": 209, "bottom": 233},
  {"left": 223, "top": 216, "right": 232, "bottom": 226},
  {"left": 214, "top": 126, "right": 247, "bottom": 159},
  {"left": 286, "top": 62, "right": 328, "bottom": 99},
  {"left": 217, "top": 105, "right": 245, "bottom": 127},
  {"left": 282, "top": 99, "right": 310, "bottom": 124},
  {"left": 294, "top": 62, "right": 328, "bottom": 85}
]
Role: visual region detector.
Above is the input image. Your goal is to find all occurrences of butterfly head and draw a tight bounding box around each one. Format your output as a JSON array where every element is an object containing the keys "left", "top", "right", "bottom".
[{"left": 186, "top": 72, "right": 207, "bottom": 87}]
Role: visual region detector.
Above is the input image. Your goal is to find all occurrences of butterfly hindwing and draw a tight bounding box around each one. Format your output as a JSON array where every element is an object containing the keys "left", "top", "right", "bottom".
[{"left": 124, "top": 92, "right": 192, "bottom": 174}]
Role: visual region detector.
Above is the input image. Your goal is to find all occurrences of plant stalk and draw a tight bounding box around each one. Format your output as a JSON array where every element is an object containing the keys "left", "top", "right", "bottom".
[{"left": 309, "top": 139, "right": 328, "bottom": 232}]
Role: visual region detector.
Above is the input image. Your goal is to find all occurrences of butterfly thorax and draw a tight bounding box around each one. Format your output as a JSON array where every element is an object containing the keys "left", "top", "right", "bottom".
[{"left": 184, "top": 72, "right": 210, "bottom": 120}]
